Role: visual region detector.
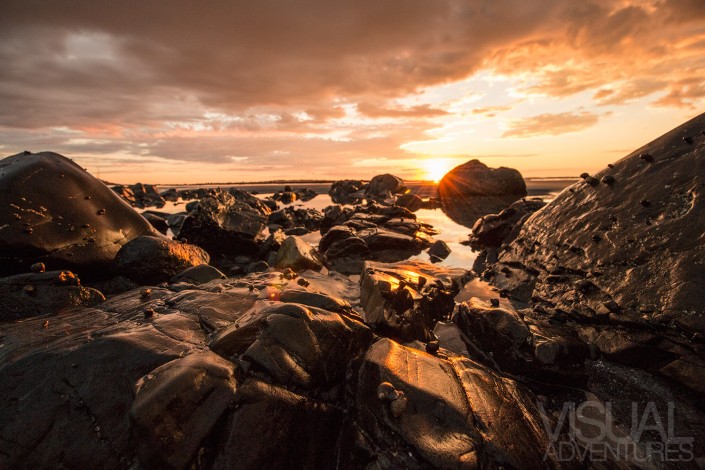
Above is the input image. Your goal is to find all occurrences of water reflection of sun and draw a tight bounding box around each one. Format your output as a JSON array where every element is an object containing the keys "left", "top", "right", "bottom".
[{"left": 423, "top": 158, "right": 455, "bottom": 183}]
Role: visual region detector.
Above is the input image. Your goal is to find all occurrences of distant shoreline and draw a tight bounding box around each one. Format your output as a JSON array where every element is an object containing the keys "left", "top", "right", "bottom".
[{"left": 107, "top": 177, "right": 579, "bottom": 187}]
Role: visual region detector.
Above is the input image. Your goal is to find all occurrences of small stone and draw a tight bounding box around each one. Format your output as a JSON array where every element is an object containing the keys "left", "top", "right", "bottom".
[
  {"left": 23, "top": 227, "right": 33, "bottom": 234},
  {"left": 640, "top": 199, "right": 651, "bottom": 207},
  {"left": 30, "top": 262, "right": 46, "bottom": 273},
  {"left": 143, "top": 308, "right": 155, "bottom": 319},
  {"left": 640, "top": 153, "right": 654, "bottom": 162},
  {"left": 140, "top": 288, "right": 152, "bottom": 298},
  {"left": 683, "top": 136, "right": 693, "bottom": 144},
  {"left": 580, "top": 172, "right": 590, "bottom": 179},
  {"left": 282, "top": 268, "right": 297, "bottom": 280},
  {"left": 425, "top": 340, "right": 439, "bottom": 355},
  {"left": 376, "top": 382, "right": 400, "bottom": 401},
  {"left": 81, "top": 224, "right": 90, "bottom": 228},
  {"left": 592, "top": 234, "right": 601, "bottom": 243},
  {"left": 490, "top": 298, "right": 500, "bottom": 307},
  {"left": 296, "top": 277, "right": 310, "bottom": 287},
  {"left": 84, "top": 196, "right": 91, "bottom": 200},
  {"left": 601, "top": 175, "right": 615, "bottom": 186},
  {"left": 417, "top": 276, "right": 427, "bottom": 289},
  {"left": 389, "top": 393, "right": 408, "bottom": 418},
  {"left": 42, "top": 320, "right": 49, "bottom": 328},
  {"left": 585, "top": 176, "right": 599, "bottom": 186},
  {"left": 23, "top": 284, "right": 36, "bottom": 296},
  {"left": 607, "top": 163, "right": 614, "bottom": 168},
  {"left": 96, "top": 208, "right": 106, "bottom": 215}
]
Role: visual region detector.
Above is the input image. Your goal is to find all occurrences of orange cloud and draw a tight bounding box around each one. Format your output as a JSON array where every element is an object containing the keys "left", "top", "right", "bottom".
[{"left": 502, "top": 112, "right": 605, "bottom": 138}]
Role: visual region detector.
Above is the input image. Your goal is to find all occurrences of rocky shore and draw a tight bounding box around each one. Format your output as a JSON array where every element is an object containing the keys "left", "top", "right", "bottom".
[{"left": 1, "top": 113, "right": 705, "bottom": 468}]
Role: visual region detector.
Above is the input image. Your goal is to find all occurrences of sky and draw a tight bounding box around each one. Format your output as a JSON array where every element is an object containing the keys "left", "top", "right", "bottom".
[{"left": 1, "top": 0, "right": 704, "bottom": 184}]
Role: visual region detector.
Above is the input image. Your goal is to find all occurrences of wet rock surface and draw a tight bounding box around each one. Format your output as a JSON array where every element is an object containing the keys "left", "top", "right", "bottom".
[
  {"left": 317, "top": 201, "right": 437, "bottom": 274},
  {"left": 115, "top": 235, "right": 211, "bottom": 285},
  {"left": 485, "top": 113, "right": 705, "bottom": 335},
  {"left": 177, "top": 191, "right": 268, "bottom": 260},
  {"left": 439, "top": 159, "right": 528, "bottom": 227},
  {"left": 0, "top": 151, "right": 157, "bottom": 277},
  {"left": 3, "top": 126, "right": 705, "bottom": 469}
]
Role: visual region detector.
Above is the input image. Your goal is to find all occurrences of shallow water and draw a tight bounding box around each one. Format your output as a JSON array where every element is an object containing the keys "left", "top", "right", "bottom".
[{"left": 147, "top": 181, "right": 570, "bottom": 271}]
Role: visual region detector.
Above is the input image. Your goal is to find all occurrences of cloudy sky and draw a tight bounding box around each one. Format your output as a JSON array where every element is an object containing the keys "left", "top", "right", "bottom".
[{"left": 1, "top": 0, "right": 704, "bottom": 183}]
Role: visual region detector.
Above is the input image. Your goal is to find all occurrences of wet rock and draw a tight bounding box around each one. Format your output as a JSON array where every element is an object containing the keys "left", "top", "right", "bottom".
[
  {"left": 130, "top": 351, "right": 238, "bottom": 469},
  {"left": 115, "top": 236, "right": 210, "bottom": 285},
  {"left": 439, "top": 160, "right": 527, "bottom": 227},
  {"left": 0, "top": 271, "right": 104, "bottom": 319},
  {"left": 0, "top": 290, "right": 210, "bottom": 468},
  {"left": 170, "top": 264, "right": 225, "bottom": 285},
  {"left": 142, "top": 211, "right": 169, "bottom": 235},
  {"left": 355, "top": 338, "right": 553, "bottom": 468},
  {"left": 246, "top": 260, "right": 270, "bottom": 273},
  {"left": 159, "top": 187, "right": 179, "bottom": 202},
  {"left": 468, "top": 198, "right": 546, "bottom": 249},
  {"left": 329, "top": 179, "right": 365, "bottom": 204},
  {"left": 275, "top": 235, "right": 323, "bottom": 271},
  {"left": 0, "top": 151, "right": 157, "bottom": 277},
  {"left": 492, "top": 112, "right": 705, "bottom": 334},
  {"left": 178, "top": 192, "right": 267, "bottom": 258},
  {"left": 428, "top": 240, "right": 451, "bottom": 262},
  {"left": 395, "top": 193, "right": 423, "bottom": 212},
  {"left": 439, "top": 159, "right": 526, "bottom": 198},
  {"left": 213, "top": 378, "right": 343, "bottom": 469},
  {"left": 212, "top": 301, "right": 372, "bottom": 389},
  {"left": 360, "top": 261, "right": 470, "bottom": 341},
  {"left": 365, "top": 174, "right": 404, "bottom": 202},
  {"left": 228, "top": 188, "right": 273, "bottom": 216}
]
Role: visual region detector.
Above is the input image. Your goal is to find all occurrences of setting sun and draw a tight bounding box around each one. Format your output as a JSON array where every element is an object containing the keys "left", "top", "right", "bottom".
[{"left": 423, "top": 158, "right": 455, "bottom": 183}]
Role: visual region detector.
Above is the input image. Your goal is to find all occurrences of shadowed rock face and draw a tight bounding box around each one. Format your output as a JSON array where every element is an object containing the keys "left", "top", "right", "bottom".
[
  {"left": 491, "top": 112, "right": 705, "bottom": 334},
  {"left": 0, "top": 151, "right": 157, "bottom": 277},
  {"left": 114, "top": 236, "right": 211, "bottom": 285},
  {"left": 178, "top": 192, "right": 268, "bottom": 258},
  {"left": 439, "top": 160, "right": 527, "bottom": 227}
]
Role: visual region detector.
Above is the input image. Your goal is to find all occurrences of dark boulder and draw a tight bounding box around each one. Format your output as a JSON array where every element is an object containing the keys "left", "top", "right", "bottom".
[
  {"left": 428, "top": 240, "right": 451, "bottom": 262},
  {"left": 439, "top": 159, "right": 527, "bottom": 198},
  {"left": 492, "top": 112, "right": 705, "bottom": 334},
  {"left": 365, "top": 174, "right": 404, "bottom": 202},
  {"left": 360, "top": 261, "right": 470, "bottom": 341},
  {"left": 439, "top": 159, "right": 527, "bottom": 227},
  {"left": 355, "top": 338, "right": 555, "bottom": 468},
  {"left": 130, "top": 351, "right": 238, "bottom": 469},
  {"left": 142, "top": 212, "right": 169, "bottom": 235},
  {"left": 115, "top": 236, "right": 210, "bottom": 285},
  {"left": 275, "top": 236, "right": 323, "bottom": 271},
  {"left": 0, "top": 151, "right": 157, "bottom": 277},
  {"left": 178, "top": 192, "right": 267, "bottom": 258},
  {"left": 329, "top": 179, "right": 365, "bottom": 204},
  {"left": 170, "top": 264, "right": 225, "bottom": 285},
  {"left": 395, "top": 193, "right": 423, "bottom": 212}
]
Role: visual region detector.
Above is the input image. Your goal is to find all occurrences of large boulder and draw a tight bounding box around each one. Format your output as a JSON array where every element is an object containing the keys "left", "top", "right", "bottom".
[
  {"left": 114, "top": 236, "right": 210, "bottom": 285},
  {"left": 490, "top": 112, "right": 705, "bottom": 336},
  {"left": 177, "top": 192, "right": 267, "bottom": 258},
  {"left": 0, "top": 151, "right": 158, "bottom": 277},
  {"left": 439, "top": 159, "right": 527, "bottom": 227},
  {"left": 329, "top": 179, "right": 365, "bottom": 204},
  {"left": 275, "top": 236, "right": 323, "bottom": 271},
  {"left": 365, "top": 174, "right": 404, "bottom": 202}
]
